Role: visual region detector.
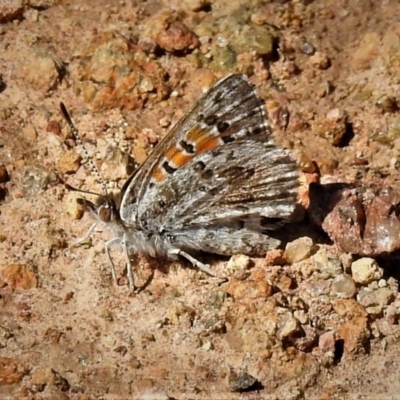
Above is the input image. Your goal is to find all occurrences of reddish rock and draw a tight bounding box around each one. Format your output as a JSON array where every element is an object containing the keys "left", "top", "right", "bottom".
[
  {"left": 338, "top": 317, "right": 370, "bottom": 354},
  {"left": 332, "top": 299, "right": 367, "bottom": 319},
  {"left": 225, "top": 279, "right": 273, "bottom": 302},
  {"left": 58, "top": 149, "right": 82, "bottom": 174},
  {"left": 0, "top": 357, "right": 26, "bottom": 386},
  {"left": 293, "top": 324, "right": 318, "bottom": 351},
  {"left": 309, "top": 182, "right": 400, "bottom": 256},
  {"left": 156, "top": 21, "right": 200, "bottom": 53},
  {"left": 318, "top": 331, "right": 335, "bottom": 353},
  {"left": 46, "top": 120, "right": 61, "bottom": 136},
  {"left": 0, "top": 264, "right": 37, "bottom": 290},
  {"left": 265, "top": 249, "right": 286, "bottom": 266},
  {"left": 78, "top": 33, "right": 169, "bottom": 111}
]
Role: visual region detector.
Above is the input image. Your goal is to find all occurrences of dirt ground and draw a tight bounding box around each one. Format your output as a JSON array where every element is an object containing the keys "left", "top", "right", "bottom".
[{"left": 2, "top": 0, "right": 400, "bottom": 399}]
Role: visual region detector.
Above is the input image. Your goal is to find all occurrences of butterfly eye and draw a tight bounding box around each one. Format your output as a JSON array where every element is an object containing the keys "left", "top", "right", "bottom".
[{"left": 98, "top": 204, "right": 112, "bottom": 222}]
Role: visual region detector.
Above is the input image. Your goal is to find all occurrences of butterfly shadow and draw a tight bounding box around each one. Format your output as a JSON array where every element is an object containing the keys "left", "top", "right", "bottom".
[{"left": 121, "top": 256, "right": 157, "bottom": 294}]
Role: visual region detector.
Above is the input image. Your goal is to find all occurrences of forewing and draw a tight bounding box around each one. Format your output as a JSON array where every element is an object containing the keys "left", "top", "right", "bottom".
[{"left": 119, "top": 74, "right": 271, "bottom": 223}]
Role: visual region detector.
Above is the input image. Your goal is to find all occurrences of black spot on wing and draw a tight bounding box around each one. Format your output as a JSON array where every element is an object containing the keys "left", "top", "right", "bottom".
[
  {"left": 193, "top": 160, "right": 206, "bottom": 171},
  {"left": 214, "top": 91, "right": 223, "bottom": 103},
  {"left": 162, "top": 160, "right": 177, "bottom": 174},
  {"left": 222, "top": 135, "right": 235, "bottom": 143},
  {"left": 204, "top": 114, "right": 218, "bottom": 126},
  {"left": 217, "top": 121, "right": 230, "bottom": 133},
  {"left": 209, "top": 187, "right": 220, "bottom": 196},
  {"left": 201, "top": 169, "right": 213, "bottom": 180},
  {"left": 248, "top": 125, "right": 266, "bottom": 136},
  {"left": 179, "top": 139, "right": 195, "bottom": 154}
]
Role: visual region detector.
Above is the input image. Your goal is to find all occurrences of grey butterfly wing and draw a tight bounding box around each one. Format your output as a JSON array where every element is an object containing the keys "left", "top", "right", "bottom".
[
  {"left": 119, "top": 74, "right": 271, "bottom": 224},
  {"left": 138, "top": 140, "right": 298, "bottom": 232}
]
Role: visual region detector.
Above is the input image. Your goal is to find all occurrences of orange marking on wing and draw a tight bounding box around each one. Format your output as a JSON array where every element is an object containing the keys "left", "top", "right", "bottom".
[
  {"left": 186, "top": 125, "right": 206, "bottom": 142},
  {"left": 187, "top": 125, "right": 221, "bottom": 153},
  {"left": 150, "top": 125, "right": 222, "bottom": 182},
  {"left": 151, "top": 166, "right": 166, "bottom": 182},
  {"left": 196, "top": 135, "right": 220, "bottom": 153},
  {"left": 165, "top": 146, "right": 193, "bottom": 168}
]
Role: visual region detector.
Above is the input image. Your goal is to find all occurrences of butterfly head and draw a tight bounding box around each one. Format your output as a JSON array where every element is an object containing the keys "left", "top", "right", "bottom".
[
  {"left": 76, "top": 194, "right": 120, "bottom": 225},
  {"left": 63, "top": 181, "right": 122, "bottom": 227}
]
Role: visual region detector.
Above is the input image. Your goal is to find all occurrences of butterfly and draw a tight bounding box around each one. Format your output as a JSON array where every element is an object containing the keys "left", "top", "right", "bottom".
[{"left": 61, "top": 74, "right": 299, "bottom": 291}]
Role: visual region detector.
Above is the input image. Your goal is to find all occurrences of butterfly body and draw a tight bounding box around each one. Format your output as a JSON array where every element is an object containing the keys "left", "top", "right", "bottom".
[{"left": 63, "top": 74, "right": 299, "bottom": 291}]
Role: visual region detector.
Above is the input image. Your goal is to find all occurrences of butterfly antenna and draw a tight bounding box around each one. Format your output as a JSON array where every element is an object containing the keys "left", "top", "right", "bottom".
[{"left": 59, "top": 102, "right": 109, "bottom": 197}]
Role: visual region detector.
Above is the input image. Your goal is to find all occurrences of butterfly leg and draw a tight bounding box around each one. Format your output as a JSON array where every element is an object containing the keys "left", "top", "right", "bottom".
[
  {"left": 168, "top": 248, "right": 226, "bottom": 281},
  {"left": 104, "top": 237, "right": 120, "bottom": 286},
  {"left": 122, "top": 235, "right": 135, "bottom": 292},
  {"left": 104, "top": 236, "right": 136, "bottom": 292},
  {"left": 71, "top": 223, "right": 97, "bottom": 247}
]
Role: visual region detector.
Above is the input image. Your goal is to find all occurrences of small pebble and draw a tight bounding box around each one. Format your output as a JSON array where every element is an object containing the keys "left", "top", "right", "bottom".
[
  {"left": 278, "top": 313, "right": 301, "bottom": 339},
  {"left": 22, "top": 124, "right": 37, "bottom": 141},
  {"left": 46, "top": 120, "right": 61, "bottom": 136},
  {"left": 309, "top": 52, "right": 331, "bottom": 69},
  {"left": 201, "top": 341, "right": 213, "bottom": 351},
  {"left": 318, "top": 331, "right": 335, "bottom": 354},
  {"left": 58, "top": 149, "right": 82, "bottom": 174},
  {"left": 182, "top": 0, "right": 211, "bottom": 12},
  {"left": 366, "top": 306, "right": 382, "bottom": 315},
  {"left": 385, "top": 305, "right": 399, "bottom": 324},
  {"left": 225, "top": 279, "right": 273, "bottom": 301},
  {"left": 331, "top": 274, "right": 357, "bottom": 299},
  {"left": 226, "top": 254, "right": 253, "bottom": 273},
  {"left": 375, "top": 287, "right": 394, "bottom": 307},
  {"left": 285, "top": 237, "right": 317, "bottom": 264},
  {"left": 351, "top": 258, "right": 383, "bottom": 284},
  {"left": 357, "top": 288, "right": 378, "bottom": 308},
  {"left": 378, "top": 279, "right": 387, "bottom": 288},
  {"left": 301, "top": 41, "right": 315, "bottom": 55},
  {"left": 229, "top": 371, "right": 259, "bottom": 393},
  {"left": 65, "top": 192, "right": 84, "bottom": 220},
  {"left": 314, "top": 250, "right": 343, "bottom": 278}
]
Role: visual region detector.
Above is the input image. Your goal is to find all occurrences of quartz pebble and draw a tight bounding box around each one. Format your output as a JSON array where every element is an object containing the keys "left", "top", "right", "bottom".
[
  {"left": 331, "top": 274, "right": 357, "bottom": 299},
  {"left": 357, "top": 288, "right": 378, "bottom": 308},
  {"left": 285, "top": 237, "right": 317, "bottom": 264}
]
